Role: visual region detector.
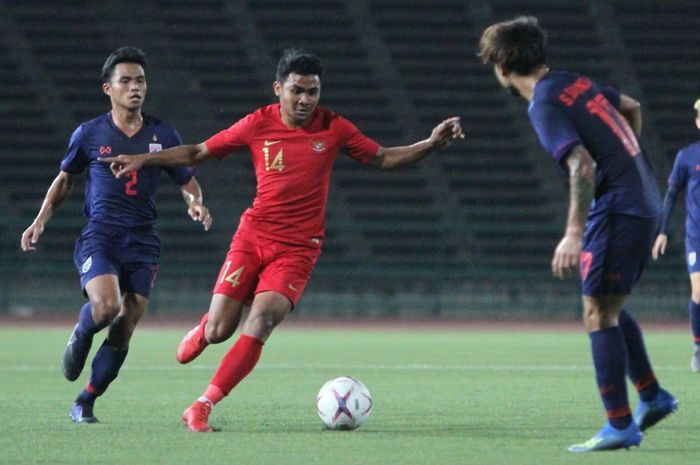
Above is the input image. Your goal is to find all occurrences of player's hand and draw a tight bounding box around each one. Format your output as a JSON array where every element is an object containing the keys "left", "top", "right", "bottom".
[
  {"left": 21, "top": 221, "right": 44, "bottom": 252},
  {"left": 551, "top": 233, "right": 582, "bottom": 279},
  {"left": 98, "top": 154, "right": 145, "bottom": 178},
  {"left": 188, "top": 203, "right": 212, "bottom": 231},
  {"left": 651, "top": 233, "right": 667, "bottom": 260},
  {"left": 430, "top": 116, "right": 465, "bottom": 150}
]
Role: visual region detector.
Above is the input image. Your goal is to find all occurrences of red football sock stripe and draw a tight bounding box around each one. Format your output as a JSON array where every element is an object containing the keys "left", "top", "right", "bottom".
[
  {"left": 606, "top": 405, "right": 632, "bottom": 419},
  {"left": 633, "top": 372, "right": 657, "bottom": 392},
  {"left": 85, "top": 383, "right": 100, "bottom": 396},
  {"left": 209, "top": 334, "right": 264, "bottom": 400}
]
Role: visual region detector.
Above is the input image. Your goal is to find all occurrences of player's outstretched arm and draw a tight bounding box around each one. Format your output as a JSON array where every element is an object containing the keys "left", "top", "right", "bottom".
[
  {"left": 369, "top": 117, "right": 464, "bottom": 170},
  {"left": 552, "top": 145, "right": 596, "bottom": 279},
  {"left": 618, "top": 93, "right": 642, "bottom": 136},
  {"left": 21, "top": 171, "right": 75, "bottom": 252},
  {"left": 99, "top": 143, "right": 213, "bottom": 179},
  {"left": 180, "top": 177, "right": 212, "bottom": 231}
]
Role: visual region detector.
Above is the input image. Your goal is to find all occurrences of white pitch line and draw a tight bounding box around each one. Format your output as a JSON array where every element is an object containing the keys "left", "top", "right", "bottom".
[{"left": 0, "top": 363, "right": 690, "bottom": 372}]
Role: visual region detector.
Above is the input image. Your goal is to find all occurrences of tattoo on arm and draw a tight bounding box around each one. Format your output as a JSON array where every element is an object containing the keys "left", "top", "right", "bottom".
[{"left": 566, "top": 146, "right": 596, "bottom": 234}]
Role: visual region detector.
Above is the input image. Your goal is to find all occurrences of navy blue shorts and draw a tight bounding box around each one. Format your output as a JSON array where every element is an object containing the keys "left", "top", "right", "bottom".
[
  {"left": 73, "top": 222, "right": 160, "bottom": 298},
  {"left": 685, "top": 236, "right": 700, "bottom": 274},
  {"left": 579, "top": 213, "right": 658, "bottom": 296}
]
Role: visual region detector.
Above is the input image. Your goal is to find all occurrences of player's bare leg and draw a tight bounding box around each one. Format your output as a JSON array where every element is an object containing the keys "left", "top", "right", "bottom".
[
  {"left": 177, "top": 294, "right": 245, "bottom": 363},
  {"left": 241, "top": 291, "right": 293, "bottom": 342},
  {"left": 182, "top": 291, "right": 291, "bottom": 432}
]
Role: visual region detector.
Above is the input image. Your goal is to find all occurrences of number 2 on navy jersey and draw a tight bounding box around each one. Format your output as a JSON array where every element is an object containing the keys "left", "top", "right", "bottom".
[{"left": 125, "top": 170, "right": 138, "bottom": 195}]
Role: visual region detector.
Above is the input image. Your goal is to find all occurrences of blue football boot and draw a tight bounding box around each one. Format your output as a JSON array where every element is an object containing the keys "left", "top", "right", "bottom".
[
  {"left": 62, "top": 324, "right": 93, "bottom": 381},
  {"left": 568, "top": 421, "right": 642, "bottom": 453},
  {"left": 69, "top": 402, "right": 99, "bottom": 424},
  {"left": 633, "top": 388, "right": 678, "bottom": 432}
]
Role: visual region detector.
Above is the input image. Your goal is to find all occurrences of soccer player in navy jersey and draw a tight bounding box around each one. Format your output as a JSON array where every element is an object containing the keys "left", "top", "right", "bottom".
[
  {"left": 652, "top": 98, "right": 700, "bottom": 371},
  {"left": 479, "top": 17, "right": 677, "bottom": 452},
  {"left": 100, "top": 48, "right": 463, "bottom": 432},
  {"left": 20, "top": 46, "right": 212, "bottom": 423}
]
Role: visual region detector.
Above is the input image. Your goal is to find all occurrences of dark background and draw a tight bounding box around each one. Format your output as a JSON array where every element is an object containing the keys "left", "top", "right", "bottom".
[{"left": 0, "top": 0, "right": 697, "bottom": 320}]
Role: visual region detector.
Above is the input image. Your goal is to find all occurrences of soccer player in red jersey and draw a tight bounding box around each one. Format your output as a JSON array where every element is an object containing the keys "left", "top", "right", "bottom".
[{"left": 100, "top": 48, "right": 463, "bottom": 432}]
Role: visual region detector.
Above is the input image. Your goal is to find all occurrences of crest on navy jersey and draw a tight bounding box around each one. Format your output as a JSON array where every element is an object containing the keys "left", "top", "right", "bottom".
[
  {"left": 81, "top": 256, "right": 92, "bottom": 274},
  {"left": 149, "top": 143, "right": 162, "bottom": 152},
  {"left": 311, "top": 139, "right": 326, "bottom": 153}
]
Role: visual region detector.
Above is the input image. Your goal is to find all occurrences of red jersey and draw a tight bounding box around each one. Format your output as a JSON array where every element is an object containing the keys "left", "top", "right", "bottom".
[{"left": 204, "top": 104, "right": 381, "bottom": 247}]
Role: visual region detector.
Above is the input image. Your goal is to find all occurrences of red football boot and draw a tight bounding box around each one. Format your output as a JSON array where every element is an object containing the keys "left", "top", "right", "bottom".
[
  {"left": 176, "top": 314, "right": 209, "bottom": 364},
  {"left": 182, "top": 400, "right": 214, "bottom": 432}
]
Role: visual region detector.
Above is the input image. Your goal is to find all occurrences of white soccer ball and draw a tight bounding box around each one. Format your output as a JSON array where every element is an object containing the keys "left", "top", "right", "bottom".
[{"left": 316, "top": 376, "right": 373, "bottom": 430}]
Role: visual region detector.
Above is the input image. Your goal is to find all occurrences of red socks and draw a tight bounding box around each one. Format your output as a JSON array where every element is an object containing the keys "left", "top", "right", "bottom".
[{"left": 204, "top": 334, "right": 264, "bottom": 405}]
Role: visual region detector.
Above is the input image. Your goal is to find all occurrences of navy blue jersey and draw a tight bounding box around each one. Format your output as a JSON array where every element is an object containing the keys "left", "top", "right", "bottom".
[
  {"left": 528, "top": 71, "right": 661, "bottom": 218},
  {"left": 668, "top": 140, "right": 700, "bottom": 240},
  {"left": 60, "top": 113, "right": 193, "bottom": 227}
]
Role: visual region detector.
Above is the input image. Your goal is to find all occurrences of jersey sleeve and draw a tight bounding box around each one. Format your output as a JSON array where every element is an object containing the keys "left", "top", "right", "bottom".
[
  {"left": 528, "top": 101, "right": 581, "bottom": 170},
  {"left": 204, "top": 112, "right": 257, "bottom": 159},
  {"left": 59, "top": 125, "right": 89, "bottom": 174},
  {"left": 337, "top": 117, "right": 381, "bottom": 163},
  {"left": 162, "top": 127, "right": 194, "bottom": 185},
  {"left": 668, "top": 149, "right": 689, "bottom": 188}
]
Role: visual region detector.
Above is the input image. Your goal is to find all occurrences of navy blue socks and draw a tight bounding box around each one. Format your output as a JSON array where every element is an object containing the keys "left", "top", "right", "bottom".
[
  {"left": 689, "top": 299, "right": 700, "bottom": 347},
  {"left": 618, "top": 310, "right": 659, "bottom": 402},
  {"left": 590, "top": 327, "right": 631, "bottom": 429},
  {"left": 76, "top": 340, "right": 129, "bottom": 404}
]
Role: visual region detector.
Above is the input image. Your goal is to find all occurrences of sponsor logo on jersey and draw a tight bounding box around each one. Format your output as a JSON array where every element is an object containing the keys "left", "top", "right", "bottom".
[
  {"left": 99, "top": 146, "right": 112, "bottom": 155},
  {"left": 311, "top": 139, "right": 326, "bottom": 153},
  {"left": 149, "top": 143, "right": 163, "bottom": 152},
  {"left": 264, "top": 140, "right": 281, "bottom": 146},
  {"left": 81, "top": 256, "right": 92, "bottom": 274}
]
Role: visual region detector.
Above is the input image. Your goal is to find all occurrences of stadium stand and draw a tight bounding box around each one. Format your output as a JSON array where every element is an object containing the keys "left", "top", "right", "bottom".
[{"left": 0, "top": 0, "right": 693, "bottom": 317}]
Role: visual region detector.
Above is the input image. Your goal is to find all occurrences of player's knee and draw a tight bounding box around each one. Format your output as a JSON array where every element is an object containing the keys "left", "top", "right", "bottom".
[
  {"left": 90, "top": 299, "right": 121, "bottom": 325},
  {"left": 245, "top": 308, "right": 284, "bottom": 339},
  {"left": 205, "top": 320, "right": 235, "bottom": 344}
]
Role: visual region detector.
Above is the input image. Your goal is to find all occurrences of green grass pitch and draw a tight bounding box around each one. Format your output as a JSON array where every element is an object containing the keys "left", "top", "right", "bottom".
[{"left": 0, "top": 324, "right": 696, "bottom": 465}]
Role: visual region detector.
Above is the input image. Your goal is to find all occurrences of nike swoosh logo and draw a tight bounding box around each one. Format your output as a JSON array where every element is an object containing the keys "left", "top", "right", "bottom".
[
  {"left": 264, "top": 140, "right": 281, "bottom": 146},
  {"left": 288, "top": 283, "right": 299, "bottom": 292}
]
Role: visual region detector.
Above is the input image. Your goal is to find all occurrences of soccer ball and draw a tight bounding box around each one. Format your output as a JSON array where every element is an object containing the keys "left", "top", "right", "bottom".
[{"left": 316, "top": 376, "right": 372, "bottom": 430}]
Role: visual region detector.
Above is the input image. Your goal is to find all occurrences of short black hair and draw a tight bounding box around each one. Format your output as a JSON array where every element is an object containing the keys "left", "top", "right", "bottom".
[
  {"left": 276, "top": 48, "right": 323, "bottom": 83},
  {"left": 101, "top": 46, "right": 147, "bottom": 82},
  {"left": 478, "top": 16, "right": 548, "bottom": 75}
]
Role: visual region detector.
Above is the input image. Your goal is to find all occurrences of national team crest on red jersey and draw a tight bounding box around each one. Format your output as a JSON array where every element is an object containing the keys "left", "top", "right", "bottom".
[{"left": 311, "top": 139, "right": 326, "bottom": 153}]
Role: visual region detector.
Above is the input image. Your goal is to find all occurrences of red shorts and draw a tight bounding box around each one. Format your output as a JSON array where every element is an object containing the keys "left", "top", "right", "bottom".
[{"left": 211, "top": 227, "right": 321, "bottom": 308}]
